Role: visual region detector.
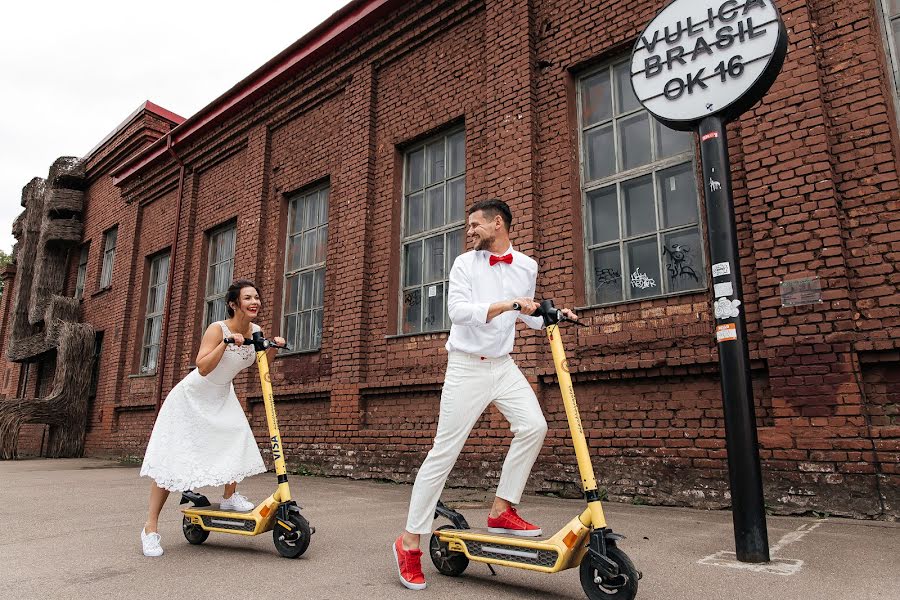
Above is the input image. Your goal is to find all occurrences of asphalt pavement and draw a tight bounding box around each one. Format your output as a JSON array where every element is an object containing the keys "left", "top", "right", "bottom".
[{"left": 1, "top": 458, "right": 897, "bottom": 600}]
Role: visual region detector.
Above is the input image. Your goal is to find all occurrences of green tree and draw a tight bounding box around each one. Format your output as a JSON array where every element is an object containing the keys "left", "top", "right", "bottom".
[{"left": 0, "top": 249, "right": 11, "bottom": 297}]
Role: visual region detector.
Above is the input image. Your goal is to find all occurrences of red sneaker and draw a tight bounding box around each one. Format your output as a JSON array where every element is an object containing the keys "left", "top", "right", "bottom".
[
  {"left": 393, "top": 535, "right": 427, "bottom": 590},
  {"left": 487, "top": 506, "right": 543, "bottom": 537}
]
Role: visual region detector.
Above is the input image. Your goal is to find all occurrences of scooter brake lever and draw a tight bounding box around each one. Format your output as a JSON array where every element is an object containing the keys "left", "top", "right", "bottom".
[{"left": 564, "top": 318, "right": 589, "bottom": 327}]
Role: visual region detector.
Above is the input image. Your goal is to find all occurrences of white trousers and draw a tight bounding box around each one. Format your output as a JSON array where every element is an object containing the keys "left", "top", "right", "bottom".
[{"left": 405, "top": 352, "right": 548, "bottom": 535}]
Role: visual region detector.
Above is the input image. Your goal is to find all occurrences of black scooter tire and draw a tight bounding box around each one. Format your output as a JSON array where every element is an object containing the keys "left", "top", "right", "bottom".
[
  {"left": 579, "top": 545, "right": 639, "bottom": 600},
  {"left": 429, "top": 525, "right": 469, "bottom": 576},
  {"left": 182, "top": 515, "right": 210, "bottom": 545},
  {"left": 273, "top": 513, "right": 311, "bottom": 558}
]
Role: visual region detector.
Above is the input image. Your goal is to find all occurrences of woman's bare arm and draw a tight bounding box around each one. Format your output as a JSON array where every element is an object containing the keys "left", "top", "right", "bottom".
[{"left": 195, "top": 323, "right": 233, "bottom": 376}]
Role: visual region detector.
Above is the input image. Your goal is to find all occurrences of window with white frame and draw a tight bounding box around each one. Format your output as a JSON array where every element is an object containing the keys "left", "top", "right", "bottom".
[
  {"left": 881, "top": 1, "right": 900, "bottom": 90},
  {"left": 579, "top": 59, "right": 706, "bottom": 305},
  {"left": 74, "top": 243, "right": 89, "bottom": 300},
  {"left": 140, "top": 252, "right": 170, "bottom": 373},
  {"left": 400, "top": 128, "right": 466, "bottom": 334},
  {"left": 99, "top": 226, "right": 117, "bottom": 289},
  {"left": 204, "top": 223, "right": 236, "bottom": 328},
  {"left": 283, "top": 186, "right": 328, "bottom": 352}
]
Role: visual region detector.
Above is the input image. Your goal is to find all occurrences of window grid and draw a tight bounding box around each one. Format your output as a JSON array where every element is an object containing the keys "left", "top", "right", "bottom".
[
  {"left": 89, "top": 332, "right": 104, "bottom": 399},
  {"left": 282, "top": 187, "right": 328, "bottom": 352},
  {"left": 579, "top": 60, "right": 706, "bottom": 306},
  {"left": 203, "top": 224, "right": 237, "bottom": 329},
  {"left": 75, "top": 243, "right": 89, "bottom": 300},
  {"left": 17, "top": 363, "right": 30, "bottom": 398},
  {"left": 400, "top": 128, "right": 466, "bottom": 334},
  {"left": 882, "top": 1, "right": 900, "bottom": 91},
  {"left": 140, "top": 252, "right": 170, "bottom": 373},
  {"left": 99, "top": 227, "right": 117, "bottom": 289}
]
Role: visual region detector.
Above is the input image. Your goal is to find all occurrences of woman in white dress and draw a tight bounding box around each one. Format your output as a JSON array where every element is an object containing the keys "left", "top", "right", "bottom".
[{"left": 139, "top": 279, "right": 285, "bottom": 557}]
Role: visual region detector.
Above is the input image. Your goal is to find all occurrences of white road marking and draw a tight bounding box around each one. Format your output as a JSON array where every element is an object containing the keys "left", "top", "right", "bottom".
[{"left": 698, "top": 519, "right": 827, "bottom": 576}]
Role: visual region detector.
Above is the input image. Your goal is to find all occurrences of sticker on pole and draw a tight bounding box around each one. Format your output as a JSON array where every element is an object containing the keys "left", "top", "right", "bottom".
[
  {"left": 714, "top": 281, "right": 734, "bottom": 298},
  {"left": 714, "top": 297, "right": 742, "bottom": 319},
  {"left": 630, "top": 0, "right": 788, "bottom": 130},
  {"left": 716, "top": 323, "right": 737, "bottom": 342}
]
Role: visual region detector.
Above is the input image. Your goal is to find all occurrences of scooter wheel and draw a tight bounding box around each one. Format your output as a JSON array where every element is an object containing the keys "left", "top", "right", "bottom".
[
  {"left": 182, "top": 516, "right": 209, "bottom": 545},
  {"left": 429, "top": 525, "right": 469, "bottom": 576},
  {"left": 273, "top": 513, "right": 311, "bottom": 558},
  {"left": 579, "top": 546, "right": 639, "bottom": 600}
]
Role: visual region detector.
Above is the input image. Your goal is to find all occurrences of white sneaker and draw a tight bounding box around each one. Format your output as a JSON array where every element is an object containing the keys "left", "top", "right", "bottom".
[
  {"left": 219, "top": 492, "right": 254, "bottom": 512},
  {"left": 141, "top": 528, "right": 163, "bottom": 557}
]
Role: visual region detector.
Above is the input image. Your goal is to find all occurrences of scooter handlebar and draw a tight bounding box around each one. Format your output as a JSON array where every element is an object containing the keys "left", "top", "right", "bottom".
[
  {"left": 223, "top": 334, "right": 292, "bottom": 352},
  {"left": 516, "top": 300, "right": 587, "bottom": 327}
]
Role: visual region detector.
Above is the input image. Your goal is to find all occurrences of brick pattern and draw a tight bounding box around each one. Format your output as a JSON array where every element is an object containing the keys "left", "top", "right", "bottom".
[{"left": 1, "top": 0, "right": 897, "bottom": 517}]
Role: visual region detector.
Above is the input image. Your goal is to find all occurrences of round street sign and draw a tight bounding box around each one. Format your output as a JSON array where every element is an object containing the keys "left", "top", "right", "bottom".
[{"left": 630, "top": 0, "right": 788, "bottom": 130}]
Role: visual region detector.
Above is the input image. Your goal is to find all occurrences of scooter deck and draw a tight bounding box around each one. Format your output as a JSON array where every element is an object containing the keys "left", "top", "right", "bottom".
[
  {"left": 441, "top": 527, "right": 551, "bottom": 541},
  {"left": 435, "top": 527, "right": 577, "bottom": 572},
  {"left": 182, "top": 504, "right": 253, "bottom": 514}
]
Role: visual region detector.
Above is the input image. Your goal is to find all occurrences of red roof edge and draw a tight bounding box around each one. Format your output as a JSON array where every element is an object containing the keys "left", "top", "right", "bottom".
[
  {"left": 84, "top": 100, "right": 184, "bottom": 161},
  {"left": 144, "top": 101, "right": 186, "bottom": 127},
  {"left": 111, "top": 0, "right": 396, "bottom": 186}
]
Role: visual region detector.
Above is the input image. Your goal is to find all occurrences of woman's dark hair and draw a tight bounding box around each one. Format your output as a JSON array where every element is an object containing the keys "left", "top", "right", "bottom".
[
  {"left": 225, "top": 279, "right": 261, "bottom": 317},
  {"left": 468, "top": 198, "right": 512, "bottom": 231}
]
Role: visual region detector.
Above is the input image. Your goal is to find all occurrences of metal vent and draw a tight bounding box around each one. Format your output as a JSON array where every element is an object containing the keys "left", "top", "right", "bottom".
[
  {"left": 466, "top": 540, "right": 558, "bottom": 567},
  {"left": 201, "top": 515, "right": 256, "bottom": 532}
]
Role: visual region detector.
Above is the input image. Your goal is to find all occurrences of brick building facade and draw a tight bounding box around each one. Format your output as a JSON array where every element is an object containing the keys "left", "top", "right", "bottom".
[{"left": 1, "top": 0, "right": 898, "bottom": 518}]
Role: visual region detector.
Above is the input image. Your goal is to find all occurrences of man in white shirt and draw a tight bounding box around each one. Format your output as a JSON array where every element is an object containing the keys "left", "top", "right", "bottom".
[{"left": 392, "top": 199, "right": 577, "bottom": 590}]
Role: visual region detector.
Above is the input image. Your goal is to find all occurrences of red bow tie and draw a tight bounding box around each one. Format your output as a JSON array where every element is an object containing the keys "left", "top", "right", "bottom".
[{"left": 490, "top": 253, "right": 513, "bottom": 266}]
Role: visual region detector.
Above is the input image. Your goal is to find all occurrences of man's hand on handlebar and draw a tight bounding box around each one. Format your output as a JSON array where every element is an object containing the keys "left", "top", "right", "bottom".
[
  {"left": 560, "top": 308, "right": 578, "bottom": 321},
  {"left": 511, "top": 298, "right": 538, "bottom": 315},
  {"left": 512, "top": 300, "right": 578, "bottom": 322}
]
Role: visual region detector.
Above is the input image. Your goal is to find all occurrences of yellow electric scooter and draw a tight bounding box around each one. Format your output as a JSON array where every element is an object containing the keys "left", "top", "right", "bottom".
[
  {"left": 430, "top": 300, "right": 640, "bottom": 599},
  {"left": 179, "top": 331, "right": 314, "bottom": 558}
]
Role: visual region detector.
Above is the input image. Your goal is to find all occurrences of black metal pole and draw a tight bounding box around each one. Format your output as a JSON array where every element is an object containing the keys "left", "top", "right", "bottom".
[{"left": 698, "top": 116, "right": 770, "bottom": 563}]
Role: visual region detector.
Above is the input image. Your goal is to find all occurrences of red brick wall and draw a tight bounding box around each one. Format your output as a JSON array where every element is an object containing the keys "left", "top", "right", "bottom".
[
  {"left": 0, "top": 266, "right": 19, "bottom": 399},
  {"left": 68, "top": 111, "right": 179, "bottom": 457},
  {"left": 3, "top": 0, "right": 897, "bottom": 517}
]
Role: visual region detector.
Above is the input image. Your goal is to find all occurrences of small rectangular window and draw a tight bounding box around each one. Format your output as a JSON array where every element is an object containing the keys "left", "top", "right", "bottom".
[
  {"left": 86, "top": 331, "right": 104, "bottom": 432},
  {"left": 283, "top": 186, "right": 328, "bottom": 351},
  {"left": 89, "top": 332, "right": 104, "bottom": 399},
  {"left": 75, "top": 243, "right": 89, "bottom": 300},
  {"left": 140, "top": 252, "right": 170, "bottom": 373},
  {"left": 203, "top": 224, "right": 237, "bottom": 328},
  {"left": 881, "top": 1, "right": 900, "bottom": 93},
  {"left": 579, "top": 60, "right": 706, "bottom": 305},
  {"left": 17, "top": 363, "right": 31, "bottom": 398},
  {"left": 99, "top": 227, "right": 118, "bottom": 289}
]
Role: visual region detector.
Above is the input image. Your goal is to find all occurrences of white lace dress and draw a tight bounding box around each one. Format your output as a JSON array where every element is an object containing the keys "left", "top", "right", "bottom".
[{"left": 140, "top": 321, "right": 267, "bottom": 491}]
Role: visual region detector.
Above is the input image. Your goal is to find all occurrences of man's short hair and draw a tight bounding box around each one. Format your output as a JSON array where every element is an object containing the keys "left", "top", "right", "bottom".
[{"left": 468, "top": 199, "right": 512, "bottom": 231}]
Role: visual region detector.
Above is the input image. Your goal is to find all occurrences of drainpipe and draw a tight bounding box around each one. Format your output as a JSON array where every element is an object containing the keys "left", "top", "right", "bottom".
[{"left": 156, "top": 134, "right": 185, "bottom": 410}]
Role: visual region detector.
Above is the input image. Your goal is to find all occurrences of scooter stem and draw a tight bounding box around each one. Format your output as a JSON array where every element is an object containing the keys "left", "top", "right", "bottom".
[
  {"left": 256, "top": 350, "right": 291, "bottom": 503},
  {"left": 545, "top": 323, "right": 607, "bottom": 529}
]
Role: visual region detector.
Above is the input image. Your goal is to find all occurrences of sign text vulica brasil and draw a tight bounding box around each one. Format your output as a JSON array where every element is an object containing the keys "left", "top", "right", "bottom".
[
  {"left": 631, "top": 0, "right": 787, "bottom": 128},
  {"left": 631, "top": 0, "right": 788, "bottom": 565}
]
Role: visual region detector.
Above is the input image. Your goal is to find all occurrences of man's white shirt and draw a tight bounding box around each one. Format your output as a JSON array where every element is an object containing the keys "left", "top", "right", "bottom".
[{"left": 445, "top": 245, "right": 543, "bottom": 358}]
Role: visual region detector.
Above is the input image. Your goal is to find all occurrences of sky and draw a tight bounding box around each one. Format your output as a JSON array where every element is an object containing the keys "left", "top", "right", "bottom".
[{"left": 0, "top": 0, "right": 356, "bottom": 254}]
